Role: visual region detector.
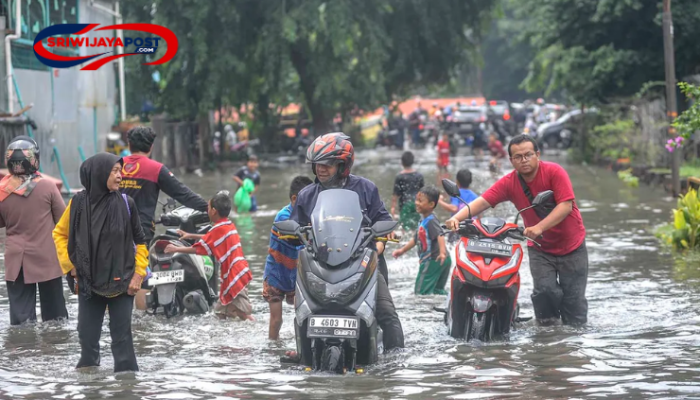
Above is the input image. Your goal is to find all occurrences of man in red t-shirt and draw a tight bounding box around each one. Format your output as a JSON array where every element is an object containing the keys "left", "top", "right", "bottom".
[{"left": 446, "top": 135, "right": 588, "bottom": 325}]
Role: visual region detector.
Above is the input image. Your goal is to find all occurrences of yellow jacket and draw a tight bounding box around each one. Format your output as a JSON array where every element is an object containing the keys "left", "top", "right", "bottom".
[{"left": 52, "top": 199, "right": 149, "bottom": 277}]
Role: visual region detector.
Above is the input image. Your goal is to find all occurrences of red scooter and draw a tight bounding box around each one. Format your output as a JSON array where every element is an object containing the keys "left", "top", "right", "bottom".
[{"left": 440, "top": 179, "right": 553, "bottom": 341}]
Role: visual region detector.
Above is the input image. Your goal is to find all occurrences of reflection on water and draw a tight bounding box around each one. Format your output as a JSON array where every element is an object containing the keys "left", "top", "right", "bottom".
[{"left": 1, "top": 150, "right": 699, "bottom": 399}]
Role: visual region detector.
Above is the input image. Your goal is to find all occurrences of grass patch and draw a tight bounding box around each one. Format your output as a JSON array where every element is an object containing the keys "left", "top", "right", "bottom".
[{"left": 681, "top": 164, "right": 700, "bottom": 178}]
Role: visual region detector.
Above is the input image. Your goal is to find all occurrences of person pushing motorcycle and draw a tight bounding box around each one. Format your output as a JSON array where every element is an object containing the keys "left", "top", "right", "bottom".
[
  {"left": 284, "top": 132, "right": 405, "bottom": 361},
  {"left": 445, "top": 134, "right": 588, "bottom": 326}
]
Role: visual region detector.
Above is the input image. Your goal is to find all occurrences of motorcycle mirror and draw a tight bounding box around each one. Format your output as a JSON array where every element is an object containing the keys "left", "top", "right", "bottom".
[
  {"left": 532, "top": 190, "right": 554, "bottom": 206},
  {"left": 274, "top": 220, "right": 300, "bottom": 236},
  {"left": 371, "top": 220, "right": 399, "bottom": 237},
  {"left": 441, "top": 179, "right": 460, "bottom": 198}
]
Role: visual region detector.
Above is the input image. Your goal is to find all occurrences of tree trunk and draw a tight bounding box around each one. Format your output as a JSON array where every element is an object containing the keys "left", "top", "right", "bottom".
[
  {"left": 579, "top": 104, "right": 586, "bottom": 159},
  {"left": 198, "top": 113, "right": 211, "bottom": 170},
  {"left": 290, "top": 43, "right": 330, "bottom": 136},
  {"left": 256, "top": 93, "right": 276, "bottom": 152}
]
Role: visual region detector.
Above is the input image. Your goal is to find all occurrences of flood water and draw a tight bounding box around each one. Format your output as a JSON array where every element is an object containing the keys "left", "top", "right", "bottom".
[{"left": 1, "top": 148, "right": 699, "bottom": 399}]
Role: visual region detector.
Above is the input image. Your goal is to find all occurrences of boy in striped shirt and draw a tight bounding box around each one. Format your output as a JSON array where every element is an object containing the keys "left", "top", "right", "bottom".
[{"left": 165, "top": 192, "right": 254, "bottom": 321}]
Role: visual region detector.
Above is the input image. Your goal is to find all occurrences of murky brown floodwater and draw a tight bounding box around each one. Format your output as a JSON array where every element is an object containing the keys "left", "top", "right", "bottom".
[{"left": 1, "top": 148, "right": 699, "bottom": 400}]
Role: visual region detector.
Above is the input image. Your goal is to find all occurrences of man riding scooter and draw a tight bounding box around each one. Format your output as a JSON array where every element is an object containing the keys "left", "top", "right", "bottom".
[
  {"left": 283, "top": 132, "right": 405, "bottom": 362},
  {"left": 118, "top": 126, "right": 209, "bottom": 309}
]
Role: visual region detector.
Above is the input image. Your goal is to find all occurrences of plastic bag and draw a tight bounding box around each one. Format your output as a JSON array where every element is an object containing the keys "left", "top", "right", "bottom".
[{"left": 233, "top": 178, "right": 255, "bottom": 212}]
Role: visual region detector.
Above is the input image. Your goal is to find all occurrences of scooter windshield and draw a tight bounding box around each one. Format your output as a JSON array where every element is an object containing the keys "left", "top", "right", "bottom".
[{"left": 310, "top": 189, "right": 364, "bottom": 267}]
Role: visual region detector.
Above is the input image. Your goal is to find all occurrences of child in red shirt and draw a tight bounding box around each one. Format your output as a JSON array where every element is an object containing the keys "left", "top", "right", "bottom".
[
  {"left": 165, "top": 192, "right": 254, "bottom": 321},
  {"left": 437, "top": 132, "right": 450, "bottom": 173}
]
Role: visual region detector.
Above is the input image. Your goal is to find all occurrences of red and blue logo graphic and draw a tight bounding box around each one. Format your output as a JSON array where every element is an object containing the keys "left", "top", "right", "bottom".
[{"left": 33, "top": 23, "right": 178, "bottom": 70}]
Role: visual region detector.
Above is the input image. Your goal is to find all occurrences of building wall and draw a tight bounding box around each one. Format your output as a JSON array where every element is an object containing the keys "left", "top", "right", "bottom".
[{"left": 12, "top": 0, "right": 117, "bottom": 188}]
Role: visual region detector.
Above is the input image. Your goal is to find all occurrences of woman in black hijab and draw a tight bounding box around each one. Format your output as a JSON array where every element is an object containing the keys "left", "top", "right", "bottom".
[{"left": 53, "top": 152, "right": 148, "bottom": 372}]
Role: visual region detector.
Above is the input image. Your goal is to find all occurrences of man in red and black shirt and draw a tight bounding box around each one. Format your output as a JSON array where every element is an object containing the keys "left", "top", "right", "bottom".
[
  {"left": 446, "top": 134, "right": 588, "bottom": 325},
  {"left": 119, "top": 126, "right": 208, "bottom": 241}
]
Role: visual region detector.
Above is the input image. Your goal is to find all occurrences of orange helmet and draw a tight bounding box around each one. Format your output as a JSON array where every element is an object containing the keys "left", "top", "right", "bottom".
[{"left": 306, "top": 132, "right": 355, "bottom": 179}]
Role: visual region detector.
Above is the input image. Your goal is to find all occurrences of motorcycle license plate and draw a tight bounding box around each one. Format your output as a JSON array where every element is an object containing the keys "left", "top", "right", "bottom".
[
  {"left": 307, "top": 316, "right": 360, "bottom": 339},
  {"left": 466, "top": 239, "right": 512, "bottom": 257},
  {"left": 148, "top": 270, "right": 185, "bottom": 286},
  {"left": 461, "top": 124, "right": 472, "bottom": 130}
]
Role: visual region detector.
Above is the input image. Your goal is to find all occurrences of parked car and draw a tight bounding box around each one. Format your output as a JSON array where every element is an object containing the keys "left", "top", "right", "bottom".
[
  {"left": 536, "top": 108, "right": 600, "bottom": 150},
  {"left": 450, "top": 106, "right": 487, "bottom": 136}
]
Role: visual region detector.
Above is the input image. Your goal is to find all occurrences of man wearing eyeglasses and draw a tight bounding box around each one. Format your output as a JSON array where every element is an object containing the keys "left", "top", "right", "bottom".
[{"left": 446, "top": 134, "right": 588, "bottom": 326}]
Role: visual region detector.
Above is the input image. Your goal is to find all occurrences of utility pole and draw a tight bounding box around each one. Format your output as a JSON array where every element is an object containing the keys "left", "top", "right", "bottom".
[{"left": 663, "top": 0, "right": 681, "bottom": 197}]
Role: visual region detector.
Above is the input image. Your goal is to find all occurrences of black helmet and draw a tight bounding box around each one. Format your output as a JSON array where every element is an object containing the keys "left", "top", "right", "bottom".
[{"left": 6, "top": 136, "right": 40, "bottom": 175}]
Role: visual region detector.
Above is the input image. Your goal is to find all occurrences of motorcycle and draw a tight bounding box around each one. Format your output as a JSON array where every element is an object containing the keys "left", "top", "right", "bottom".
[
  {"left": 440, "top": 179, "right": 551, "bottom": 341},
  {"left": 145, "top": 198, "right": 218, "bottom": 318},
  {"left": 274, "top": 189, "right": 398, "bottom": 373}
]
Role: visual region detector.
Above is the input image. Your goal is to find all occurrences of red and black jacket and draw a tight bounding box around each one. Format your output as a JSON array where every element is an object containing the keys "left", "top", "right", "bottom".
[{"left": 119, "top": 155, "right": 208, "bottom": 240}]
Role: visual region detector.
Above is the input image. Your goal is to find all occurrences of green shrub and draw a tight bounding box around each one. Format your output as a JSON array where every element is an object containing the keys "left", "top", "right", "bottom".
[
  {"left": 617, "top": 168, "right": 639, "bottom": 187},
  {"left": 658, "top": 189, "right": 700, "bottom": 250}
]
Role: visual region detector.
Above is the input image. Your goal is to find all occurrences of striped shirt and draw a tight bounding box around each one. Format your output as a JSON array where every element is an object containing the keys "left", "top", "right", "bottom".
[{"left": 192, "top": 218, "right": 252, "bottom": 305}]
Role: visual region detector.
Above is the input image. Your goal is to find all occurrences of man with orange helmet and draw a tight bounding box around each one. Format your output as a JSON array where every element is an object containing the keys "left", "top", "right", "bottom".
[{"left": 289, "top": 132, "right": 405, "bottom": 353}]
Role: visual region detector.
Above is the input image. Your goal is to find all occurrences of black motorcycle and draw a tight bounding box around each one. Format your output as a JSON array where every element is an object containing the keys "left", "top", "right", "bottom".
[
  {"left": 145, "top": 199, "right": 218, "bottom": 318},
  {"left": 275, "top": 189, "right": 398, "bottom": 373}
]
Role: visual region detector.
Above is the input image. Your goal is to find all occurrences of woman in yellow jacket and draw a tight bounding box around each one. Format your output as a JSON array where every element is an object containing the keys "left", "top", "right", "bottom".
[{"left": 53, "top": 153, "right": 148, "bottom": 372}]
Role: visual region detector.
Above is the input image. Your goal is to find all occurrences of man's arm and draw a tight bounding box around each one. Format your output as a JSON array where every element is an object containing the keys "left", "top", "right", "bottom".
[
  {"left": 158, "top": 166, "right": 209, "bottom": 212},
  {"left": 524, "top": 201, "right": 573, "bottom": 239},
  {"left": 451, "top": 197, "right": 492, "bottom": 222},
  {"left": 449, "top": 174, "right": 511, "bottom": 227},
  {"left": 290, "top": 190, "right": 311, "bottom": 226}
]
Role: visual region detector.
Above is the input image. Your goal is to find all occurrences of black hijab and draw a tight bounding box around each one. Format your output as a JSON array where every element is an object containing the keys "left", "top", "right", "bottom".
[{"left": 68, "top": 152, "right": 135, "bottom": 298}]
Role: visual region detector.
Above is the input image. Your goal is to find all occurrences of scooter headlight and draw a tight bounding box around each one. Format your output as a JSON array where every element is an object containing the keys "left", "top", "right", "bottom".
[
  {"left": 306, "top": 272, "right": 364, "bottom": 304},
  {"left": 458, "top": 241, "right": 480, "bottom": 276},
  {"left": 491, "top": 247, "right": 523, "bottom": 277}
]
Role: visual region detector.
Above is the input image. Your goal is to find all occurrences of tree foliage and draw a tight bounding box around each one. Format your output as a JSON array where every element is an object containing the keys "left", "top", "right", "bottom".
[
  {"left": 121, "top": 0, "right": 497, "bottom": 133},
  {"left": 673, "top": 82, "right": 700, "bottom": 141},
  {"left": 499, "top": 0, "right": 700, "bottom": 104}
]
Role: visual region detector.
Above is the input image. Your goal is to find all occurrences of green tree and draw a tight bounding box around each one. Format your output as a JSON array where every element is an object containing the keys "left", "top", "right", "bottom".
[
  {"left": 123, "top": 0, "right": 497, "bottom": 136},
  {"left": 513, "top": 0, "right": 700, "bottom": 104}
]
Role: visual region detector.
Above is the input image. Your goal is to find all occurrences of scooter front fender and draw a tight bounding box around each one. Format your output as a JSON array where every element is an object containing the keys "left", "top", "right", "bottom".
[{"left": 471, "top": 293, "right": 493, "bottom": 313}]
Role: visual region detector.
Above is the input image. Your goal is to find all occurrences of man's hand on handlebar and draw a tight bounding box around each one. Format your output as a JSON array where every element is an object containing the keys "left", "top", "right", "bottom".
[
  {"left": 445, "top": 217, "right": 460, "bottom": 231},
  {"left": 523, "top": 225, "right": 543, "bottom": 240}
]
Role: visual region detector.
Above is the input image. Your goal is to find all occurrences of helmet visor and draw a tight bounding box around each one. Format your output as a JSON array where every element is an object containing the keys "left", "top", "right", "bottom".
[
  {"left": 7, "top": 139, "right": 37, "bottom": 151},
  {"left": 308, "top": 158, "right": 338, "bottom": 166}
]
